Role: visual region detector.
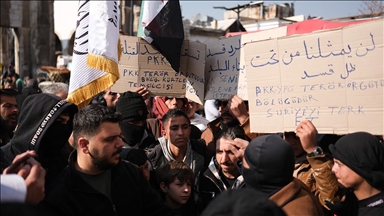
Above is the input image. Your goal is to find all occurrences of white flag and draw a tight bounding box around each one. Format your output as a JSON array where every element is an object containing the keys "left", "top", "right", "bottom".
[{"left": 67, "top": 0, "right": 121, "bottom": 108}]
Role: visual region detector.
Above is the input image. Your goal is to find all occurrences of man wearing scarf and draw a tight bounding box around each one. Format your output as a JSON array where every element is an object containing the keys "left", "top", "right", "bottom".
[
  {"left": 147, "top": 109, "right": 207, "bottom": 176},
  {"left": 116, "top": 91, "right": 156, "bottom": 150}
]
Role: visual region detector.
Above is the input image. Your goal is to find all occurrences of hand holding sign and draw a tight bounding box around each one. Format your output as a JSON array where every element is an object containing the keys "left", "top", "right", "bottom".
[{"left": 229, "top": 95, "right": 249, "bottom": 125}]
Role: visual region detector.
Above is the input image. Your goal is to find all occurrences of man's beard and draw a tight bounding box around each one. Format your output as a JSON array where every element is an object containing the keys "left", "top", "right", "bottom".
[
  {"left": 88, "top": 148, "right": 122, "bottom": 170},
  {"left": 3, "top": 114, "right": 17, "bottom": 131}
]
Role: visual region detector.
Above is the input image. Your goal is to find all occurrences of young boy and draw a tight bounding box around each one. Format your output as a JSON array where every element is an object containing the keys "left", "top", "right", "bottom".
[
  {"left": 157, "top": 161, "right": 198, "bottom": 216},
  {"left": 329, "top": 132, "right": 384, "bottom": 215}
]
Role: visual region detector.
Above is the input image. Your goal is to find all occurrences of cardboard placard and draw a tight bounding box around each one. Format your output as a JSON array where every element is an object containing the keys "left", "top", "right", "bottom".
[
  {"left": 244, "top": 19, "right": 384, "bottom": 135},
  {"left": 113, "top": 36, "right": 206, "bottom": 104},
  {"left": 204, "top": 26, "right": 287, "bottom": 100}
]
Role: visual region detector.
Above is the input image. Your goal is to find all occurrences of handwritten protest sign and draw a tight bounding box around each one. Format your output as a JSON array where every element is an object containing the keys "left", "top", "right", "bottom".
[
  {"left": 244, "top": 19, "right": 383, "bottom": 134},
  {"left": 113, "top": 36, "right": 206, "bottom": 104},
  {"left": 205, "top": 26, "right": 287, "bottom": 100}
]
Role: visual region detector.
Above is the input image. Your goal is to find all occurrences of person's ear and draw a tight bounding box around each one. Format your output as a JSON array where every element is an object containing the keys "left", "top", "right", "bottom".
[
  {"left": 161, "top": 129, "right": 166, "bottom": 137},
  {"left": 78, "top": 137, "right": 90, "bottom": 154},
  {"left": 160, "top": 182, "right": 168, "bottom": 193}
]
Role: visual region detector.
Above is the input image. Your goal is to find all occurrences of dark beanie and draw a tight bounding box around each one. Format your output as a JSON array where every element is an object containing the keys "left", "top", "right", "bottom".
[
  {"left": 244, "top": 135, "right": 294, "bottom": 192},
  {"left": 329, "top": 132, "right": 384, "bottom": 189},
  {"left": 116, "top": 91, "right": 148, "bottom": 121}
]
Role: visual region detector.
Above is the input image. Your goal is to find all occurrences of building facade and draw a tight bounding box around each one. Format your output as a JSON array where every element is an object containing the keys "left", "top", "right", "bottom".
[{"left": 1, "top": 1, "right": 57, "bottom": 79}]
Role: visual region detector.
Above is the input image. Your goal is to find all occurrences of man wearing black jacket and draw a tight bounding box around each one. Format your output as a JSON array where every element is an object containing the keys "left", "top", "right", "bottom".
[
  {"left": 0, "top": 89, "right": 19, "bottom": 146},
  {"left": 1, "top": 93, "right": 78, "bottom": 187},
  {"left": 197, "top": 126, "right": 247, "bottom": 211},
  {"left": 40, "top": 105, "right": 175, "bottom": 216}
]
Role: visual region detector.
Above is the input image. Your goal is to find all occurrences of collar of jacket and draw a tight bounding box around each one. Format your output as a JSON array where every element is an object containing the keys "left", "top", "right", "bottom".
[
  {"left": 67, "top": 150, "right": 125, "bottom": 193},
  {"left": 204, "top": 157, "right": 244, "bottom": 190}
]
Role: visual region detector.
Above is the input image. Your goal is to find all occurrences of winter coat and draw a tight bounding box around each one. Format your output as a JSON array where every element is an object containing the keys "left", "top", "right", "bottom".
[
  {"left": 269, "top": 178, "right": 325, "bottom": 216},
  {"left": 146, "top": 137, "right": 208, "bottom": 176},
  {"left": 295, "top": 153, "right": 341, "bottom": 212},
  {"left": 197, "top": 157, "right": 245, "bottom": 210},
  {"left": 39, "top": 151, "right": 176, "bottom": 216},
  {"left": 0, "top": 93, "right": 78, "bottom": 186}
]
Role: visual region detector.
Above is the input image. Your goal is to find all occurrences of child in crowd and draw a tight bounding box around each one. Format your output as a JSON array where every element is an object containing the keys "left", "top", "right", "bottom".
[
  {"left": 121, "top": 148, "right": 151, "bottom": 181},
  {"left": 156, "top": 161, "right": 199, "bottom": 216}
]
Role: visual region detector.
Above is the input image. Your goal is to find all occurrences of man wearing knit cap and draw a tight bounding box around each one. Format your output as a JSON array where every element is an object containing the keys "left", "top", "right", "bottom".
[
  {"left": 230, "top": 135, "right": 325, "bottom": 216},
  {"left": 329, "top": 132, "right": 384, "bottom": 216},
  {"left": 116, "top": 91, "right": 156, "bottom": 149}
]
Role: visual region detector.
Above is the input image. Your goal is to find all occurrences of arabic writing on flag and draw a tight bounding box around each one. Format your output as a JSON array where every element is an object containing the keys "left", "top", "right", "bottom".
[{"left": 67, "top": 0, "right": 121, "bottom": 108}]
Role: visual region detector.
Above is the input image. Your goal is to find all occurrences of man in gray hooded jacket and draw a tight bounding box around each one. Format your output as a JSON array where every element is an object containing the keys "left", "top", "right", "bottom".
[{"left": 147, "top": 109, "right": 208, "bottom": 176}]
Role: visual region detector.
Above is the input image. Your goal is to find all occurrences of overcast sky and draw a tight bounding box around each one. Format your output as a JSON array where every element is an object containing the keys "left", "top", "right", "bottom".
[{"left": 180, "top": 1, "right": 363, "bottom": 20}]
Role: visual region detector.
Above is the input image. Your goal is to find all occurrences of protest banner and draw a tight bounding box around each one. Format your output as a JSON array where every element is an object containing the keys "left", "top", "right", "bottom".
[
  {"left": 204, "top": 26, "right": 287, "bottom": 100},
  {"left": 112, "top": 35, "right": 206, "bottom": 104},
  {"left": 244, "top": 18, "right": 383, "bottom": 135}
]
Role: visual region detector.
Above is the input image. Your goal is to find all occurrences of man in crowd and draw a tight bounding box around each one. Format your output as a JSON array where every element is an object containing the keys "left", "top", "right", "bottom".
[
  {"left": 231, "top": 134, "right": 325, "bottom": 216},
  {"left": 197, "top": 126, "right": 247, "bottom": 210},
  {"left": 329, "top": 132, "right": 384, "bottom": 215},
  {"left": 40, "top": 82, "right": 69, "bottom": 99},
  {"left": 40, "top": 105, "right": 175, "bottom": 216},
  {"left": 283, "top": 120, "right": 341, "bottom": 212},
  {"left": 186, "top": 99, "right": 209, "bottom": 132},
  {"left": 147, "top": 109, "right": 207, "bottom": 177},
  {"left": 116, "top": 91, "right": 156, "bottom": 149},
  {"left": 16, "top": 78, "right": 40, "bottom": 109},
  {"left": 150, "top": 96, "right": 202, "bottom": 140},
  {"left": 1, "top": 93, "right": 78, "bottom": 188},
  {"left": 9, "top": 72, "right": 24, "bottom": 94},
  {"left": 0, "top": 89, "right": 18, "bottom": 146},
  {"left": 202, "top": 95, "right": 263, "bottom": 156}
]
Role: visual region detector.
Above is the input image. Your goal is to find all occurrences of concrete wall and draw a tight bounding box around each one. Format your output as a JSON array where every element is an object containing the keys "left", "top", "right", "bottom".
[{"left": 1, "top": 1, "right": 56, "bottom": 78}]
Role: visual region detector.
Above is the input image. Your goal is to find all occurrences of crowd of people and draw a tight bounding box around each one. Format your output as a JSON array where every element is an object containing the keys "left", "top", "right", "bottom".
[{"left": 0, "top": 69, "right": 383, "bottom": 216}]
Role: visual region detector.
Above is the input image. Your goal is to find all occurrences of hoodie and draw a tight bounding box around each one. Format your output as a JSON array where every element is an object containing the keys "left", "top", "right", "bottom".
[
  {"left": 242, "top": 135, "right": 295, "bottom": 196},
  {"left": 1, "top": 93, "right": 78, "bottom": 185},
  {"left": 242, "top": 135, "right": 325, "bottom": 216}
]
